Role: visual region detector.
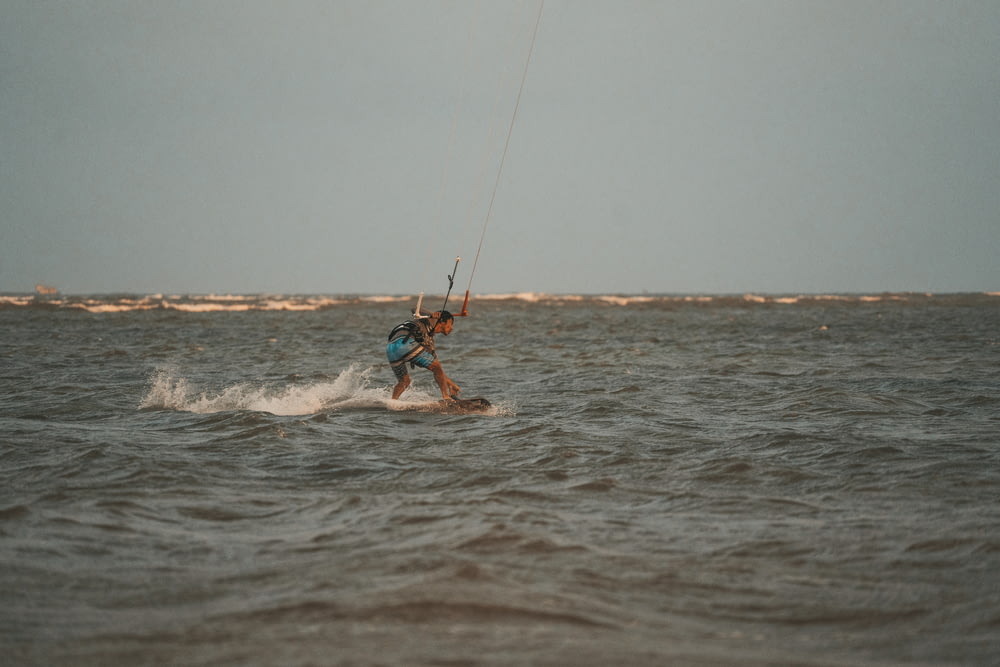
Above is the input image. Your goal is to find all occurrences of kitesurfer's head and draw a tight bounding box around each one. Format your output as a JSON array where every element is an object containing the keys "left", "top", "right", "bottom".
[{"left": 432, "top": 310, "right": 454, "bottom": 335}]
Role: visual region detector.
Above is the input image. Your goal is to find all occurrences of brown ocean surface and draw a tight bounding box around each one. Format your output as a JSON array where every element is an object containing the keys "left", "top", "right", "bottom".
[{"left": 2, "top": 292, "right": 999, "bottom": 665}]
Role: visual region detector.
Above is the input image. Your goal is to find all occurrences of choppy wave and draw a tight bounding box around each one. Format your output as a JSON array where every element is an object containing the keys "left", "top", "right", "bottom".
[{"left": 2, "top": 291, "right": 996, "bottom": 312}]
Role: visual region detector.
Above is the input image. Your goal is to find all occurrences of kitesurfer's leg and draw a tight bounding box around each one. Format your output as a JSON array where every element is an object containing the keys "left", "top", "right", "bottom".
[
  {"left": 387, "top": 337, "right": 417, "bottom": 399},
  {"left": 392, "top": 374, "right": 411, "bottom": 400}
]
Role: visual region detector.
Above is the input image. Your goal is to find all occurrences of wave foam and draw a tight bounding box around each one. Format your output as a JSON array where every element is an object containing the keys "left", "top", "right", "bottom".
[
  {"left": 4, "top": 292, "right": 996, "bottom": 313},
  {"left": 140, "top": 364, "right": 389, "bottom": 415}
]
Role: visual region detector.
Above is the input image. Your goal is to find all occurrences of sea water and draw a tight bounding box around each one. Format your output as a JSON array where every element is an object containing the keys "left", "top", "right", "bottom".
[{"left": 2, "top": 293, "right": 998, "bottom": 665}]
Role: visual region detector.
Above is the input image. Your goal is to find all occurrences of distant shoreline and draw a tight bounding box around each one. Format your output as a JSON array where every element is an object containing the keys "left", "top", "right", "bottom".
[{"left": 2, "top": 291, "right": 997, "bottom": 314}]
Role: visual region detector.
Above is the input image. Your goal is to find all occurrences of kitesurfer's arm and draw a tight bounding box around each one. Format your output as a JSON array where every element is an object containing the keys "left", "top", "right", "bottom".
[{"left": 428, "top": 360, "right": 460, "bottom": 400}]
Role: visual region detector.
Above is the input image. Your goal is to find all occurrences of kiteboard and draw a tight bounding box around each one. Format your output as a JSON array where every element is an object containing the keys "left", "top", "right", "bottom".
[
  {"left": 441, "top": 397, "right": 492, "bottom": 414},
  {"left": 396, "top": 397, "right": 493, "bottom": 415}
]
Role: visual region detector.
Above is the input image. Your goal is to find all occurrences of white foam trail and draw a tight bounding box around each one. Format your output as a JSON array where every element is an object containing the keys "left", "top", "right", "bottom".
[
  {"left": 140, "top": 364, "right": 390, "bottom": 416},
  {"left": 141, "top": 365, "right": 513, "bottom": 417}
]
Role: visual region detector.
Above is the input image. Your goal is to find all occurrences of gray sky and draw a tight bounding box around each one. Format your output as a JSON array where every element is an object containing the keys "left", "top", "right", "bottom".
[{"left": 3, "top": 1, "right": 998, "bottom": 295}]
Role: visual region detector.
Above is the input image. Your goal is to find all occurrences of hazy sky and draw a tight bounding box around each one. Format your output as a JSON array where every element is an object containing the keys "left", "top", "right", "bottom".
[{"left": 3, "top": 1, "right": 998, "bottom": 295}]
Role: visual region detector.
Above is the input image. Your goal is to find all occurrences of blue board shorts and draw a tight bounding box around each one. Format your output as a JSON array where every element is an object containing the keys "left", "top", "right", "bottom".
[{"left": 387, "top": 337, "right": 436, "bottom": 381}]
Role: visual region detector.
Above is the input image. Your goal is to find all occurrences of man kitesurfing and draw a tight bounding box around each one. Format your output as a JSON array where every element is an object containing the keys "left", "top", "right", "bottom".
[
  {"left": 385, "top": 309, "right": 459, "bottom": 401},
  {"left": 385, "top": 259, "right": 490, "bottom": 413},
  {"left": 386, "top": 257, "right": 470, "bottom": 402}
]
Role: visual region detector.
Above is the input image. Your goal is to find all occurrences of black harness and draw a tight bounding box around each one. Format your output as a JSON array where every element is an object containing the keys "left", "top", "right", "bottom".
[{"left": 387, "top": 320, "right": 425, "bottom": 344}]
